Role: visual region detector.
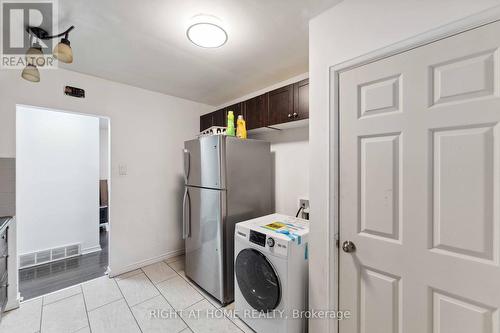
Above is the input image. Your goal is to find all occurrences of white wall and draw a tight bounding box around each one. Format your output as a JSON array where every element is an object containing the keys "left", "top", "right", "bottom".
[
  {"left": 99, "top": 126, "right": 109, "bottom": 180},
  {"left": 217, "top": 72, "right": 310, "bottom": 216},
  {"left": 309, "top": 1, "right": 500, "bottom": 331},
  {"left": 249, "top": 126, "right": 309, "bottom": 216},
  {"left": 0, "top": 68, "right": 213, "bottom": 274},
  {"left": 17, "top": 106, "right": 100, "bottom": 254}
]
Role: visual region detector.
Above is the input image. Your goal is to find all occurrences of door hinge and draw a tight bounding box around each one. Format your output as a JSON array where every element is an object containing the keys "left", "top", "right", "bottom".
[{"left": 334, "top": 233, "right": 339, "bottom": 248}]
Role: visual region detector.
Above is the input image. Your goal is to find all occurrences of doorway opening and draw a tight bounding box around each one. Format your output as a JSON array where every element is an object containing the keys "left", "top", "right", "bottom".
[{"left": 15, "top": 105, "right": 111, "bottom": 301}]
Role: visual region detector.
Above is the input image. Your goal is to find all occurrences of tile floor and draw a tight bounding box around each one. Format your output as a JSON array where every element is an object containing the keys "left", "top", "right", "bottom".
[{"left": 0, "top": 255, "right": 253, "bottom": 333}]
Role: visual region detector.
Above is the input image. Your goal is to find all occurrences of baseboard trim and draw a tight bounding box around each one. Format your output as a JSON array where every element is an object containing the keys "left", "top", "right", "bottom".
[
  {"left": 108, "top": 248, "right": 185, "bottom": 278},
  {"left": 81, "top": 245, "right": 102, "bottom": 255}
]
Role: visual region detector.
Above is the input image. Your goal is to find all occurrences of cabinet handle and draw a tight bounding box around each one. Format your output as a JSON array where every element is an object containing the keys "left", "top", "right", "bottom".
[
  {"left": 293, "top": 112, "right": 298, "bottom": 118},
  {"left": 287, "top": 114, "right": 292, "bottom": 118}
]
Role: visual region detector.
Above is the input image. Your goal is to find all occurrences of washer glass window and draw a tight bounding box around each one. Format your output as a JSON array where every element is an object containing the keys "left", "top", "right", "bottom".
[{"left": 235, "top": 248, "right": 281, "bottom": 312}]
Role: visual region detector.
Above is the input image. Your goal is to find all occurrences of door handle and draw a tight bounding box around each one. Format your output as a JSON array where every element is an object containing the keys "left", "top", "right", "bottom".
[
  {"left": 182, "top": 188, "right": 191, "bottom": 239},
  {"left": 186, "top": 190, "right": 191, "bottom": 238},
  {"left": 182, "top": 188, "right": 188, "bottom": 239},
  {"left": 342, "top": 241, "right": 356, "bottom": 253},
  {"left": 183, "top": 149, "right": 190, "bottom": 183}
]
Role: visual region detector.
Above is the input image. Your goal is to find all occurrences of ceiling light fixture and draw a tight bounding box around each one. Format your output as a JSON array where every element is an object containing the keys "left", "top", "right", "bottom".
[
  {"left": 22, "top": 25, "right": 75, "bottom": 82},
  {"left": 53, "top": 36, "right": 73, "bottom": 64},
  {"left": 21, "top": 64, "right": 40, "bottom": 83},
  {"left": 25, "top": 42, "right": 43, "bottom": 63},
  {"left": 187, "top": 21, "right": 228, "bottom": 48}
]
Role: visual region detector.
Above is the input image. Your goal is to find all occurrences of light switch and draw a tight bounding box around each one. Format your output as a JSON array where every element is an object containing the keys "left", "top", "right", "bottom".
[{"left": 118, "top": 164, "right": 127, "bottom": 176}]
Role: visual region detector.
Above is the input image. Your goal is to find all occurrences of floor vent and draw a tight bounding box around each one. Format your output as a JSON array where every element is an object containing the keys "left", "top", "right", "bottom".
[{"left": 19, "top": 244, "right": 82, "bottom": 269}]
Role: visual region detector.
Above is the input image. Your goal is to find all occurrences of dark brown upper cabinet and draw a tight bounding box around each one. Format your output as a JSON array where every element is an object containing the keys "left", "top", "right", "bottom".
[
  {"left": 199, "top": 108, "right": 226, "bottom": 131},
  {"left": 244, "top": 94, "right": 268, "bottom": 130},
  {"left": 212, "top": 108, "right": 226, "bottom": 127},
  {"left": 224, "top": 102, "right": 244, "bottom": 123},
  {"left": 268, "top": 84, "right": 294, "bottom": 126},
  {"left": 293, "top": 78, "right": 309, "bottom": 120},
  {"left": 199, "top": 78, "right": 308, "bottom": 132},
  {"left": 200, "top": 113, "right": 213, "bottom": 131}
]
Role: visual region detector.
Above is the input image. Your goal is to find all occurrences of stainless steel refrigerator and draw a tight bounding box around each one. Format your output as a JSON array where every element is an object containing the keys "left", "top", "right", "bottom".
[{"left": 183, "top": 135, "right": 272, "bottom": 305}]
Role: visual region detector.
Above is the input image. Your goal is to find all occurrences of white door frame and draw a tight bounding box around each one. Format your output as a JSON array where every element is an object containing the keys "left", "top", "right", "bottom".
[
  {"left": 326, "top": 6, "right": 500, "bottom": 333},
  {"left": 15, "top": 104, "right": 113, "bottom": 278}
]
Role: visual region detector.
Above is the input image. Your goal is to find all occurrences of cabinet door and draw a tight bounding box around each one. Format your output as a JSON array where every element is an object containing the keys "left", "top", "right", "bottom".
[
  {"left": 225, "top": 103, "right": 244, "bottom": 124},
  {"left": 200, "top": 113, "right": 213, "bottom": 131},
  {"left": 244, "top": 94, "right": 268, "bottom": 130},
  {"left": 268, "top": 84, "right": 293, "bottom": 125},
  {"left": 293, "top": 78, "right": 309, "bottom": 120},
  {"left": 212, "top": 109, "right": 226, "bottom": 127}
]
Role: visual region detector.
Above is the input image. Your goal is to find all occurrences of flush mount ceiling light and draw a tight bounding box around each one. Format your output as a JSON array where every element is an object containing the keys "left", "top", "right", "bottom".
[
  {"left": 22, "top": 25, "right": 75, "bottom": 82},
  {"left": 187, "top": 21, "right": 228, "bottom": 48}
]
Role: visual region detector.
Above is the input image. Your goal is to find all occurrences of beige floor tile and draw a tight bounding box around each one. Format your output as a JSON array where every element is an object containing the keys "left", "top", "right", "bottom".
[
  {"left": 82, "top": 276, "right": 123, "bottom": 311},
  {"left": 227, "top": 315, "right": 255, "bottom": 333},
  {"left": 156, "top": 276, "right": 203, "bottom": 310},
  {"left": 131, "top": 295, "right": 187, "bottom": 333},
  {"left": 181, "top": 299, "right": 242, "bottom": 333},
  {"left": 168, "top": 259, "right": 185, "bottom": 274},
  {"left": 43, "top": 285, "right": 82, "bottom": 305},
  {"left": 74, "top": 327, "right": 91, "bottom": 333},
  {"left": 0, "top": 298, "right": 42, "bottom": 333},
  {"left": 41, "top": 294, "right": 88, "bottom": 333},
  {"left": 142, "top": 261, "right": 177, "bottom": 284},
  {"left": 88, "top": 299, "right": 140, "bottom": 333},
  {"left": 114, "top": 269, "right": 143, "bottom": 280},
  {"left": 116, "top": 272, "right": 160, "bottom": 307}
]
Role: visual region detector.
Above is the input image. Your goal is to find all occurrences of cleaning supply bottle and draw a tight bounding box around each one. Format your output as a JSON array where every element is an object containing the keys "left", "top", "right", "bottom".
[
  {"left": 236, "top": 115, "right": 247, "bottom": 139},
  {"left": 226, "top": 111, "right": 235, "bottom": 136}
]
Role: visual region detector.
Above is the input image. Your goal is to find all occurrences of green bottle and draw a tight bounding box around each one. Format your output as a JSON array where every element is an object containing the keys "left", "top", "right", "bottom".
[{"left": 226, "top": 111, "right": 235, "bottom": 136}]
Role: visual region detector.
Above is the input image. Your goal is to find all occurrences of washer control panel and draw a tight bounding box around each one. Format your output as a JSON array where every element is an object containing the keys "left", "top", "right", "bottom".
[{"left": 249, "top": 230, "right": 266, "bottom": 247}]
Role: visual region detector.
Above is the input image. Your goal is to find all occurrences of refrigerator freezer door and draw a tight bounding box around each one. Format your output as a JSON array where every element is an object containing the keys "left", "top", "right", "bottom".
[
  {"left": 184, "top": 136, "right": 225, "bottom": 189},
  {"left": 184, "top": 186, "right": 225, "bottom": 302}
]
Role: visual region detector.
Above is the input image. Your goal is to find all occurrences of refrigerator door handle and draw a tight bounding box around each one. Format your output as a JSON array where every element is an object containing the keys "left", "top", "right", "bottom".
[
  {"left": 186, "top": 189, "right": 191, "bottom": 237},
  {"left": 182, "top": 187, "right": 190, "bottom": 239},
  {"left": 183, "top": 149, "right": 190, "bottom": 183}
]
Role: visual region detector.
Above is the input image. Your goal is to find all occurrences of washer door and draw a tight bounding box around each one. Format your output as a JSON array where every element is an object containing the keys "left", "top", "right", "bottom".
[{"left": 235, "top": 248, "right": 281, "bottom": 312}]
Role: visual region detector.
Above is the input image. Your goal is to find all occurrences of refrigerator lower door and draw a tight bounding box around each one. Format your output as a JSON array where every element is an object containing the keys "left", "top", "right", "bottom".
[{"left": 184, "top": 186, "right": 225, "bottom": 303}]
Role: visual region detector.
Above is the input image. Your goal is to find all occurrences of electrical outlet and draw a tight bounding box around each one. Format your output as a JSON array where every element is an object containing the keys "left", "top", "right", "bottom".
[{"left": 299, "top": 199, "right": 309, "bottom": 209}]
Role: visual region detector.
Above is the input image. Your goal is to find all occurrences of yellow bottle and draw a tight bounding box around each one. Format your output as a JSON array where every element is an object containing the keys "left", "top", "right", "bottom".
[{"left": 236, "top": 115, "right": 247, "bottom": 139}]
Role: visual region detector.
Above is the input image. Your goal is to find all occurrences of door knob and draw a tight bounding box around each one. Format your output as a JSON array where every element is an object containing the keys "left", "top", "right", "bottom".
[
  {"left": 287, "top": 114, "right": 292, "bottom": 118},
  {"left": 292, "top": 112, "right": 298, "bottom": 118},
  {"left": 342, "top": 241, "right": 356, "bottom": 253}
]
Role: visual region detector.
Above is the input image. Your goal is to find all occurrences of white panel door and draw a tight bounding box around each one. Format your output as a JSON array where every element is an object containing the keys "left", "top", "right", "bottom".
[{"left": 339, "top": 20, "right": 500, "bottom": 333}]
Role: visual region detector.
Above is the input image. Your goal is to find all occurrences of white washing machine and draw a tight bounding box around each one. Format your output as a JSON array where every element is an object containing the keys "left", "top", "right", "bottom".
[{"left": 234, "top": 213, "right": 309, "bottom": 333}]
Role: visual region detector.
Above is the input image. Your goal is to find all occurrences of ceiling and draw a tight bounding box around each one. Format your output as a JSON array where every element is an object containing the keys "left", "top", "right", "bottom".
[{"left": 53, "top": 0, "right": 341, "bottom": 106}]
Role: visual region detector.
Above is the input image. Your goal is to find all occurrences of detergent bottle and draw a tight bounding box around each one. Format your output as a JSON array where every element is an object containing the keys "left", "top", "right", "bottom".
[
  {"left": 226, "top": 111, "right": 235, "bottom": 136},
  {"left": 236, "top": 115, "right": 247, "bottom": 139}
]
